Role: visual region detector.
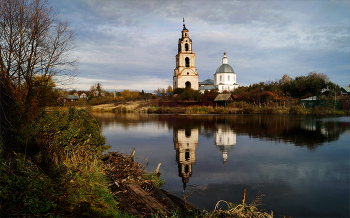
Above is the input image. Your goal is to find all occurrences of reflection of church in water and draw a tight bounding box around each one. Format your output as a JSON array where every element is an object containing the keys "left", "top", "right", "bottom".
[
  {"left": 173, "top": 125, "right": 236, "bottom": 189},
  {"left": 173, "top": 128, "right": 198, "bottom": 189},
  {"left": 215, "top": 124, "right": 236, "bottom": 164}
]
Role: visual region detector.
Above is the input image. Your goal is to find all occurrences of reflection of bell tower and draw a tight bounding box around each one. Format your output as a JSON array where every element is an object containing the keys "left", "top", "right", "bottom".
[
  {"left": 173, "top": 18, "right": 199, "bottom": 90},
  {"left": 173, "top": 127, "right": 198, "bottom": 189},
  {"left": 215, "top": 125, "right": 236, "bottom": 164}
]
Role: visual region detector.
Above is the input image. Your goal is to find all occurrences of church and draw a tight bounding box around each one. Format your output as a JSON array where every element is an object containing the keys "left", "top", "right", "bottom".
[{"left": 173, "top": 20, "right": 239, "bottom": 93}]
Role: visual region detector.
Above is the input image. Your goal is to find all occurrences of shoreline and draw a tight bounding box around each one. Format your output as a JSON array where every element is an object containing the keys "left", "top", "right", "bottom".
[
  {"left": 49, "top": 101, "right": 350, "bottom": 115},
  {"left": 103, "top": 151, "right": 273, "bottom": 218}
]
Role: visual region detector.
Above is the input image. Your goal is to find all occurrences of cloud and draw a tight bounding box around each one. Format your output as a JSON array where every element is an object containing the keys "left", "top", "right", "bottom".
[
  {"left": 49, "top": 0, "right": 350, "bottom": 89},
  {"left": 61, "top": 75, "right": 171, "bottom": 91}
]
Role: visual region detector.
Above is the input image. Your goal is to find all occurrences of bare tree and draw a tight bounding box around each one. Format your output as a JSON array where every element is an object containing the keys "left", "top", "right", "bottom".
[{"left": 0, "top": 0, "right": 77, "bottom": 110}]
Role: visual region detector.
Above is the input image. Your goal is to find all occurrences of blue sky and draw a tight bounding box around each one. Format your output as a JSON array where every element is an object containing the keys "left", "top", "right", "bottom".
[{"left": 49, "top": 0, "right": 350, "bottom": 92}]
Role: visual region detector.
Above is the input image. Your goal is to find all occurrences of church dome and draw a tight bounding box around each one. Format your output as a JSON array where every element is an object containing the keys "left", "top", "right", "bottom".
[
  {"left": 215, "top": 52, "right": 235, "bottom": 74},
  {"left": 215, "top": 64, "right": 235, "bottom": 74}
]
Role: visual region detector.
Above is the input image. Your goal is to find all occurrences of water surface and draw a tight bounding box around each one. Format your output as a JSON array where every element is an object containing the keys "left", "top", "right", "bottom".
[{"left": 94, "top": 113, "right": 350, "bottom": 217}]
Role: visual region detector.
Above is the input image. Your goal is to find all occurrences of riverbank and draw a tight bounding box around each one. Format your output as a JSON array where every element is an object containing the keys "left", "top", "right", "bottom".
[
  {"left": 102, "top": 151, "right": 274, "bottom": 218},
  {"left": 50, "top": 100, "right": 350, "bottom": 115},
  {"left": 1, "top": 108, "right": 274, "bottom": 217}
]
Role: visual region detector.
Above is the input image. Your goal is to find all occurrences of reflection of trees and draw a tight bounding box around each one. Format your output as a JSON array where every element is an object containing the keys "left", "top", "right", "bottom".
[{"left": 93, "top": 113, "right": 348, "bottom": 150}]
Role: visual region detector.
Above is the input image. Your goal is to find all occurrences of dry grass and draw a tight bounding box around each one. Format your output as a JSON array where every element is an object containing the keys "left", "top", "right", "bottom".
[{"left": 202, "top": 189, "right": 273, "bottom": 218}]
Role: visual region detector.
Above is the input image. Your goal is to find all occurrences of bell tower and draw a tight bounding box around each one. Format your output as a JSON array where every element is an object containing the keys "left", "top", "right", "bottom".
[{"left": 173, "top": 18, "right": 199, "bottom": 90}]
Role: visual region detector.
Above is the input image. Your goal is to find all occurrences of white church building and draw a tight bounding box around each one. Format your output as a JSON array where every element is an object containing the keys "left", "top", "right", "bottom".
[{"left": 198, "top": 52, "right": 239, "bottom": 93}]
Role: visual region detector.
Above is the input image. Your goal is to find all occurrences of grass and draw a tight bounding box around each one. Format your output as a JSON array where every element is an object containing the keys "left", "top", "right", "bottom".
[
  {"left": 0, "top": 153, "right": 58, "bottom": 217},
  {"left": 142, "top": 172, "right": 166, "bottom": 188},
  {"left": 0, "top": 108, "right": 125, "bottom": 217},
  {"left": 201, "top": 189, "right": 273, "bottom": 218}
]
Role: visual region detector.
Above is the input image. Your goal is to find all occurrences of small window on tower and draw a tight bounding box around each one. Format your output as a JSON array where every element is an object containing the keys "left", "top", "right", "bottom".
[
  {"left": 185, "top": 57, "right": 190, "bottom": 67},
  {"left": 187, "top": 72, "right": 189, "bottom": 75},
  {"left": 185, "top": 43, "right": 189, "bottom": 51},
  {"left": 185, "top": 33, "right": 187, "bottom": 36},
  {"left": 228, "top": 75, "right": 230, "bottom": 81},
  {"left": 220, "top": 75, "right": 222, "bottom": 81}
]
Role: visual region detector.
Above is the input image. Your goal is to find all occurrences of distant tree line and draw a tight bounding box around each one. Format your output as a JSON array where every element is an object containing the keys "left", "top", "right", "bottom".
[{"left": 232, "top": 72, "right": 342, "bottom": 104}]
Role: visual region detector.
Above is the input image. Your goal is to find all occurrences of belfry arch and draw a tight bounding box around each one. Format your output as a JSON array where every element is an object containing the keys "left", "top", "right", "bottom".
[{"left": 185, "top": 81, "right": 191, "bottom": 88}]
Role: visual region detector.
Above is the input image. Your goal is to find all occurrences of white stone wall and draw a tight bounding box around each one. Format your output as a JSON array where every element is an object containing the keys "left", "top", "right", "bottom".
[
  {"left": 177, "top": 76, "right": 199, "bottom": 90},
  {"left": 214, "top": 73, "right": 236, "bottom": 85}
]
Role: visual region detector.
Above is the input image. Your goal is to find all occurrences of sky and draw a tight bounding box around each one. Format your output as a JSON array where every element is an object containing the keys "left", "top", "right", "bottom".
[{"left": 48, "top": 0, "right": 350, "bottom": 92}]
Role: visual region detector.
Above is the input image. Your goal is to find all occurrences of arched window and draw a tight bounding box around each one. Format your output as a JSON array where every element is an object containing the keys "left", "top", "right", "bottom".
[
  {"left": 185, "top": 43, "right": 189, "bottom": 51},
  {"left": 220, "top": 75, "right": 222, "bottom": 81},
  {"left": 185, "top": 57, "right": 189, "bottom": 67},
  {"left": 228, "top": 75, "right": 230, "bottom": 81},
  {"left": 185, "top": 81, "right": 191, "bottom": 88}
]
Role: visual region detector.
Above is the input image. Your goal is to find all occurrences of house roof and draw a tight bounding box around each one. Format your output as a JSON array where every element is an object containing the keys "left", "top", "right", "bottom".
[
  {"left": 199, "top": 79, "right": 214, "bottom": 85},
  {"left": 65, "top": 95, "right": 79, "bottom": 100},
  {"left": 214, "top": 94, "right": 233, "bottom": 101},
  {"left": 198, "top": 85, "right": 217, "bottom": 90},
  {"left": 342, "top": 86, "right": 350, "bottom": 92}
]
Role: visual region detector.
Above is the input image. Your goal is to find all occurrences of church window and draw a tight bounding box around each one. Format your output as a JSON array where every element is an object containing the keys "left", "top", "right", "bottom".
[
  {"left": 184, "top": 165, "right": 189, "bottom": 173},
  {"left": 228, "top": 75, "right": 230, "bottom": 81},
  {"left": 220, "top": 75, "right": 222, "bottom": 81},
  {"left": 185, "top": 150, "right": 190, "bottom": 160},
  {"left": 185, "top": 57, "right": 189, "bottom": 67},
  {"left": 187, "top": 72, "right": 189, "bottom": 75},
  {"left": 185, "top": 33, "right": 187, "bottom": 36},
  {"left": 185, "top": 43, "right": 189, "bottom": 51}
]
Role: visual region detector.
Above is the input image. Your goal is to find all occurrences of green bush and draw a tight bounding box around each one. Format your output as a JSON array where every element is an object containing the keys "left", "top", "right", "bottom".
[
  {"left": 1, "top": 154, "right": 58, "bottom": 217},
  {"left": 1, "top": 108, "right": 123, "bottom": 217},
  {"left": 31, "top": 108, "right": 108, "bottom": 167},
  {"left": 289, "top": 105, "right": 309, "bottom": 115}
]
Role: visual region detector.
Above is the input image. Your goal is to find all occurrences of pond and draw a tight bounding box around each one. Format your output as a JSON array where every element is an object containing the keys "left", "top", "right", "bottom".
[{"left": 93, "top": 113, "right": 350, "bottom": 217}]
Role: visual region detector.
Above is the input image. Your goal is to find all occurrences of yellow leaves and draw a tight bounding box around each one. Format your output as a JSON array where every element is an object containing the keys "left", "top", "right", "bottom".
[{"left": 121, "top": 90, "right": 139, "bottom": 101}]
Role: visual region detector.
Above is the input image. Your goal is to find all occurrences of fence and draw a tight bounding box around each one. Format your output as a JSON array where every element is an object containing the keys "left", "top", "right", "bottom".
[
  {"left": 158, "top": 101, "right": 215, "bottom": 107},
  {"left": 300, "top": 100, "right": 349, "bottom": 111}
]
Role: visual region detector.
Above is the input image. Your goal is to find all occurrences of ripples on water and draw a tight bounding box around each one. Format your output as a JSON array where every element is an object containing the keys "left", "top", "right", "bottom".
[{"left": 94, "top": 113, "right": 350, "bottom": 217}]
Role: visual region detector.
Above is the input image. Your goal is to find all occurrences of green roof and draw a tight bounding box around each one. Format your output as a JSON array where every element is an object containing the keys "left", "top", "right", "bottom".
[{"left": 215, "top": 64, "right": 235, "bottom": 74}]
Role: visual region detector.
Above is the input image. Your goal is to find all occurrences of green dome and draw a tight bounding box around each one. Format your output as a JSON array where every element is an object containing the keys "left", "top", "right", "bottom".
[{"left": 215, "top": 64, "right": 235, "bottom": 74}]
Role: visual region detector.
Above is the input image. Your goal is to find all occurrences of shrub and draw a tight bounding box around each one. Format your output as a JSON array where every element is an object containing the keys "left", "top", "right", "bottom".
[
  {"left": 243, "top": 107, "right": 256, "bottom": 114},
  {"left": 289, "top": 105, "right": 309, "bottom": 115},
  {"left": 1, "top": 108, "right": 121, "bottom": 217}
]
